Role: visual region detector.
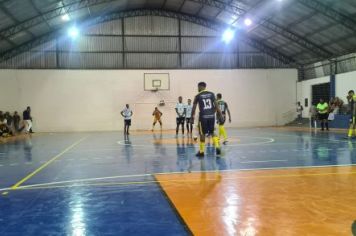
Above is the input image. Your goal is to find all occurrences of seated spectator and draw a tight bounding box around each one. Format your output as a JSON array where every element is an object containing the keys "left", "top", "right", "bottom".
[
  {"left": 329, "top": 97, "right": 344, "bottom": 115},
  {"left": 4, "top": 111, "right": 13, "bottom": 129},
  {"left": 0, "top": 111, "right": 12, "bottom": 137},
  {"left": 13, "top": 111, "right": 22, "bottom": 133}
]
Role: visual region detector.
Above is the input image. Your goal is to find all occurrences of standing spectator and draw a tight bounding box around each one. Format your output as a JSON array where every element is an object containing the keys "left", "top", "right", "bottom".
[
  {"left": 13, "top": 111, "right": 21, "bottom": 133},
  {"left": 296, "top": 102, "right": 303, "bottom": 124},
  {"left": 23, "top": 106, "right": 33, "bottom": 134},
  {"left": 121, "top": 104, "right": 133, "bottom": 135},
  {"left": 317, "top": 99, "right": 329, "bottom": 131},
  {"left": 309, "top": 104, "right": 317, "bottom": 128}
]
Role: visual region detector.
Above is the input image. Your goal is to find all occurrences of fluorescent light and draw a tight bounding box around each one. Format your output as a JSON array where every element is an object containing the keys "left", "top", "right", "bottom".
[
  {"left": 68, "top": 26, "right": 79, "bottom": 39},
  {"left": 244, "top": 18, "right": 252, "bottom": 26},
  {"left": 222, "top": 29, "right": 235, "bottom": 44},
  {"left": 62, "top": 14, "right": 70, "bottom": 21}
]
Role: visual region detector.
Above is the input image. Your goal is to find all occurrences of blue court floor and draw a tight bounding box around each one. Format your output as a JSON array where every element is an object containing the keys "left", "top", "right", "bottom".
[{"left": 0, "top": 128, "right": 355, "bottom": 235}]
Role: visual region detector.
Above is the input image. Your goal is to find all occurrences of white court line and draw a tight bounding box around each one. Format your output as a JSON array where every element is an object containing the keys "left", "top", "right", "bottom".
[
  {"left": 255, "top": 131, "right": 353, "bottom": 143},
  {"left": 1, "top": 163, "right": 356, "bottom": 192},
  {"left": 241, "top": 160, "right": 288, "bottom": 164},
  {"left": 117, "top": 136, "right": 275, "bottom": 147},
  {"left": 16, "top": 173, "right": 153, "bottom": 189}
]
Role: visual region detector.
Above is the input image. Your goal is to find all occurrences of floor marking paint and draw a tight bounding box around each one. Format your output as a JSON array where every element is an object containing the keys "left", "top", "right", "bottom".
[
  {"left": 2, "top": 192, "right": 8, "bottom": 195},
  {"left": 1, "top": 163, "right": 356, "bottom": 192},
  {"left": 117, "top": 135, "right": 274, "bottom": 148},
  {"left": 15, "top": 173, "right": 153, "bottom": 189},
  {"left": 9, "top": 136, "right": 87, "bottom": 190},
  {"left": 2, "top": 170, "right": 356, "bottom": 191},
  {"left": 241, "top": 160, "right": 288, "bottom": 163}
]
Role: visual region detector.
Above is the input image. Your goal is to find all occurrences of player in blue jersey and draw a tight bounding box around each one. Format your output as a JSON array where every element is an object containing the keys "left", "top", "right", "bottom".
[{"left": 191, "top": 82, "right": 223, "bottom": 157}]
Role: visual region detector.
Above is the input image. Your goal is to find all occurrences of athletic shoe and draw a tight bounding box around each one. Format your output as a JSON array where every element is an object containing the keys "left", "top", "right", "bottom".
[
  {"left": 216, "top": 148, "right": 221, "bottom": 156},
  {"left": 223, "top": 140, "right": 228, "bottom": 145},
  {"left": 195, "top": 152, "right": 205, "bottom": 158}
]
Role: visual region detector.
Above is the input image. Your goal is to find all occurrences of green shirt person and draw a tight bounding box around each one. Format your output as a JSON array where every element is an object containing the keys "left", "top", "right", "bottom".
[
  {"left": 316, "top": 98, "right": 329, "bottom": 131},
  {"left": 317, "top": 100, "right": 328, "bottom": 114}
]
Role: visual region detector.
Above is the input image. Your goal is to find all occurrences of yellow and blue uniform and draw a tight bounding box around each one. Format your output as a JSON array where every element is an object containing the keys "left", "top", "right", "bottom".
[
  {"left": 348, "top": 95, "right": 356, "bottom": 137},
  {"left": 193, "top": 90, "right": 220, "bottom": 154},
  {"left": 217, "top": 99, "right": 229, "bottom": 142}
]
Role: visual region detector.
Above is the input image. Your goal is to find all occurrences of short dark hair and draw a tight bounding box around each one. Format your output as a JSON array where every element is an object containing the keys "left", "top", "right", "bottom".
[
  {"left": 349, "top": 90, "right": 354, "bottom": 94},
  {"left": 198, "top": 82, "right": 206, "bottom": 87},
  {"left": 217, "top": 93, "right": 222, "bottom": 99}
]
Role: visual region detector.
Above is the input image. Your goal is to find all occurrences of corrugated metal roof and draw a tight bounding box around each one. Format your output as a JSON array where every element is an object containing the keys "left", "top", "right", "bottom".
[{"left": 0, "top": 0, "right": 355, "bottom": 71}]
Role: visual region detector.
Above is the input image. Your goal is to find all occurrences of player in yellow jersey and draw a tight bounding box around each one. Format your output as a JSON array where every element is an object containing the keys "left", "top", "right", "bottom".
[
  {"left": 216, "top": 93, "right": 232, "bottom": 145},
  {"left": 347, "top": 90, "right": 356, "bottom": 138},
  {"left": 152, "top": 107, "right": 163, "bottom": 131}
]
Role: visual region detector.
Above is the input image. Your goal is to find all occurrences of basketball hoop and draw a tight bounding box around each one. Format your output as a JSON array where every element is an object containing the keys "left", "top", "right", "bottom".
[{"left": 151, "top": 88, "right": 159, "bottom": 92}]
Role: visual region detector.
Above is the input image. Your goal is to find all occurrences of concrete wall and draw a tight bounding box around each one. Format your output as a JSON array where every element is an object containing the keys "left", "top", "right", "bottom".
[
  {"left": 335, "top": 70, "right": 356, "bottom": 99},
  {"left": 0, "top": 69, "right": 297, "bottom": 132}
]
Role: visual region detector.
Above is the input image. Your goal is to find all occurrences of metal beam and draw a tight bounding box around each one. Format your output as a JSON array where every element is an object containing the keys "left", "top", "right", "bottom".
[
  {"left": 28, "top": 0, "right": 52, "bottom": 30},
  {"left": 195, "top": 0, "right": 332, "bottom": 59},
  {"left": 260, "top": 19, "right": 332, "bottom": 58},
  {"left": 297, "top": 0, "right": 356, "bottom": 33},
  {"left": 0, "top": 2, "right": 36, "bottom": 40},
  {"left": 0, "top": 0, "right": 120, "bottom": 39},
  {"left": 0, "top": 9, "right": 296, "bottom": 65},
  {"left": 190, "top": 0, "right": 245, "bottom": 15},
  {"left": 0, "top": 0, "right": 339, "bottom": 64}
]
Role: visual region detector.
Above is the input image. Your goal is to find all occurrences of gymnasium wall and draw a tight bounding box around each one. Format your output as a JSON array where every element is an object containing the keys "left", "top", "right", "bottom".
[
  {"left": 0, "top": 69, "right": 297, "bottom": 132},
  {"left": 335, "top": 70, "right": 356, "bottom": 99}
]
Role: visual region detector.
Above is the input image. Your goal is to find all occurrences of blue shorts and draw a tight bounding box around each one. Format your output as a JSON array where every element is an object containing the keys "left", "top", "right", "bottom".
[{"left": 199, "top": 117, "right": 215, "bottom": 136}]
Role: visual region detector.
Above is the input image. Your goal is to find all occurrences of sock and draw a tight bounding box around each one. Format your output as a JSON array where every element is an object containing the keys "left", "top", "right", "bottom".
[
  {"left": 348, "top": 128, "right": 353, "bottom": 137},
  {"left": 213, "top": 136, "right": 220, "bottom": 149},
  {"left": 199, "top": 142, "right": 205, "bottom": 153},
  {"left": 219, "top": 125, "right": 228, "bottom": 141}
]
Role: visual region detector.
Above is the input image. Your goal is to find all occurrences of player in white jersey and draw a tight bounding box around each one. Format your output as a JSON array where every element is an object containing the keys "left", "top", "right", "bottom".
[
  {"left": 185, "top": 99, "right": 193, "bottom": 135},
  {"left": 175, "top": 96, "right": 186, "bottom": 137},
  {"left": 121, "top": 104, "right": 133, "bottom": 135}
]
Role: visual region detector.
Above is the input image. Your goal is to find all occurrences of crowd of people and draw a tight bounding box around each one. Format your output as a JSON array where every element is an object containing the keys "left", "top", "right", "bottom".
[
  {"left": 0, "top": 106, "right": 33, "bottom": 138},
  {"left": 305, "top": 91, "right": 356, "bottom": 135}
]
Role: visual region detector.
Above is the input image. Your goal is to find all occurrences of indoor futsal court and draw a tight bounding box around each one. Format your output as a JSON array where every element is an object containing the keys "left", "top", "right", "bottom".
[{"left": 1, "top": 0, "right": 356, "bottom": 236}]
